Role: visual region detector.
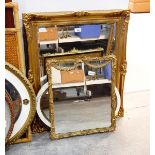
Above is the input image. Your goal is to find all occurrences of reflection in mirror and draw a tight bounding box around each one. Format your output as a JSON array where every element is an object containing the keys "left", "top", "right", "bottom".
[
  {"left": 5, "top": 79, "right": 22, "bottom": 123},
  {"left": 49, "top": 60, "right": 112, "bottom": 134},
  {"left": 5, "top": 91, "right": 14, "bottom": 142},
  {"left": 40, "top": 88, "right": 50, "bottom": 122},
  {"left": 106, "top": 23, "right": 116, "bottom": 54},
  {"left": 5, "top": 101, "right": 11, "bottom": 138},
  {"left": 53, "top": 61, "right": 82, "bottom": 70},
  {"left": 38, "top": 23, "right": 113, "bottom": 78},
  {"left": 113, "top": 23, "right": 116, "bottom": 51}
]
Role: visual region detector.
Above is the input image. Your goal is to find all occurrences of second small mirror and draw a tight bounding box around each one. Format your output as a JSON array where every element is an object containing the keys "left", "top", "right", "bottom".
[{"left": 46, "top": 55, "right": 117, "bottom": 139}]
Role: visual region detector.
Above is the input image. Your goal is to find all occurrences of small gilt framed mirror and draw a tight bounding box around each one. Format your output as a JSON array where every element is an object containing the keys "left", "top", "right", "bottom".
[{"left": 46, "top": 55, "right": 117, "bottom": 139}]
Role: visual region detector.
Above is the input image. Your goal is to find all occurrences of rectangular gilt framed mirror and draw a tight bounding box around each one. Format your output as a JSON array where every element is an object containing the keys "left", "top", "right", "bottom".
[
  {"left": 23, "top": 10, "right": 130, "bottom": 117},
  {"left": 46, "top": 55, "right": 117, "bottom": 139}
]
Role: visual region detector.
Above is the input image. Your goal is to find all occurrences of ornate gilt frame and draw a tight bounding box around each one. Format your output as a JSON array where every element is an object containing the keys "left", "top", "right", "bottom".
[
  {"left": 5, "top": 63, "right": 36, "bottom": 144},
  {"left": 46, "top": 55, "right": 117, "bottom": 139},
  {"left": 23, "top": 10, "right": 130, "bottom": 118},
  {"left": 13, "top": 126, "right": 32, "bottom": 144}
]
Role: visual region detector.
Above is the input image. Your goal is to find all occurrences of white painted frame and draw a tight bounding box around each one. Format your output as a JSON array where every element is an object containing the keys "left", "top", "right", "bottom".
[{"left": 37, "top": 82, "right": 120, "bottom": 127}]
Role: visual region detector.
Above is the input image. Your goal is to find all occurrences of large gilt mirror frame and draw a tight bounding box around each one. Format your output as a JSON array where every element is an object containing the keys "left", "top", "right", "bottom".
[
  {"left": 46, "top": 55, "right": 117, "bottom": 139},
  {"left": 23, "top": 10, "right": 130, "bottom": 117}
]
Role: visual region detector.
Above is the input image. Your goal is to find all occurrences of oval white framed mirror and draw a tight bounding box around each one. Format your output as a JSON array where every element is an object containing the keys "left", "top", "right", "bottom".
[
  {"left": 5, "top": 63, "right": 36, "bottom": 144},
  {"left": 37, "top": 82, "right": 120, "bottom": 128}
]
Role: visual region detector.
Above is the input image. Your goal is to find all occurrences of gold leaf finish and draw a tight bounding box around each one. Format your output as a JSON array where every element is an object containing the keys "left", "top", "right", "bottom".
[
  {"left": 46, "top": 55, "right": 117, "bottom": 140},
  {"left": 73, "top": 11, "right": 89, "bottom": 17},
  {"left": 23, "top": 13, "right": 33, "bottom": 40},
  {"left": 28, "top": 69, "right": 34, "bottom": 84},
  {"left": 23, "top": 10, "right": 130, "bottom": 129},
  {"left": 120, "top": 60, "right": 127, "bottom": 76},
  {"left": 121, "top": 10, "right": 130, "bottom": 35}
]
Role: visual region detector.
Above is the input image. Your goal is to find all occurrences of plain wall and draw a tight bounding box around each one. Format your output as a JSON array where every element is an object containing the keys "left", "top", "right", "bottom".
[
  {"left": 125, "top": 13, "right": 150, "bottom": 92},
  {"left": 13, "top": 0, "right": 129, "bottom": 19},
  {"left": 12, "top": 0, "right": 150, "bottom": 92}
]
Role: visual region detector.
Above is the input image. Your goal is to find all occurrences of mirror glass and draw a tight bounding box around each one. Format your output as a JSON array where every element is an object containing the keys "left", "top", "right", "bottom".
[
  {"left": 5, "top": 101, "right": 11, "bottom": 137},
  {"left": 5, "top": 91, "right": 14, "bottom": 142},
  {"left": 38, "top": 23, "right": 115, "bottom": 79},
  {"left": 112, "top": 23, "right": 116, "bottom": 54},
  {"left": 49, "top": 60, "right": 112, "bottom": 134},
  {"left": 40, "top": 88, "right": 50, "bottom": 122},
  {"left": 5, "top": 79, "right": 22, "bottom": 123}
]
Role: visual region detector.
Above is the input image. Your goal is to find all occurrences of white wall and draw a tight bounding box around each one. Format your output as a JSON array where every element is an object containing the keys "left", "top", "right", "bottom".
[
  {"left": 13, "top": 0, "right": 129, "bottom": 19},
  {"left": 125, "top": 13, "right": 150, "bottom": 92},
  {"left": 12, "top": 0, "right": 150, "bottom": 92}
]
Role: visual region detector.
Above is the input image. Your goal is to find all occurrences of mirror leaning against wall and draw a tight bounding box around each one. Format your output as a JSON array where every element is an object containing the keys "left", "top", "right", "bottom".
[
  {"left": 36, "top": 22, "right": 119, "bottom": 134},
  {"left": 22, "top": 10, "right": 130, "bottom": 140},
  {"left": 45, "top": 55, "right": 117, "bottom": 139},
  {"left": 23, "top": 10, "right": 130, "bottom": 121},
  {"left": 5, "top": 63, "right": 36, "bottom": 144}
]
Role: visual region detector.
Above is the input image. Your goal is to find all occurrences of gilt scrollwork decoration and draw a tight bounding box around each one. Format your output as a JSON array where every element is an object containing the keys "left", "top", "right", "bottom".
[
  {"left": 46, "top": 56, "right": 116, "bottom": 71},
  {"left": 23, "top": 14, "right": 34, "bottom": 40},
  {"left": 120, "top": 60, "right": 127, "bottom": 76},
  {"left": 28, "top": 69, "right": 34, "bottom": 84},
  {"left": 84, "top": 60, "right": 111, "bottom": 69},
  {"left": 53, "top": 63, "right": 82, "bottom": 71},
  {"left": 46, "top": 62, "right": 56, "bottom": 138},
  {"left": 111, "top": 57, "right": 117, "bottom": 126},
  {"left": 46, "top": 55, "right": 117, "bottom": 140},
  {"left": 46, "top": 59, "right": 82, "bottom": 71},
  {"left": 121, "top": 10, "right": 130, "bottom": 35},
  {"left": 73, "top": 11, "right": 89, "bottom": 17}
]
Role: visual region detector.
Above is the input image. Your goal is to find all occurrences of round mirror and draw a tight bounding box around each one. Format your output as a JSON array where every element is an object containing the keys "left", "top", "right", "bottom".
[
  {"left": 5, "top": 63, "right": 36, "bottom": 144},
  {"left": 37, "top": 83, "right": 50, "bottom": 127},
  {"left": 37, "top": 82, "right": 120, "bottom": 127}
]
